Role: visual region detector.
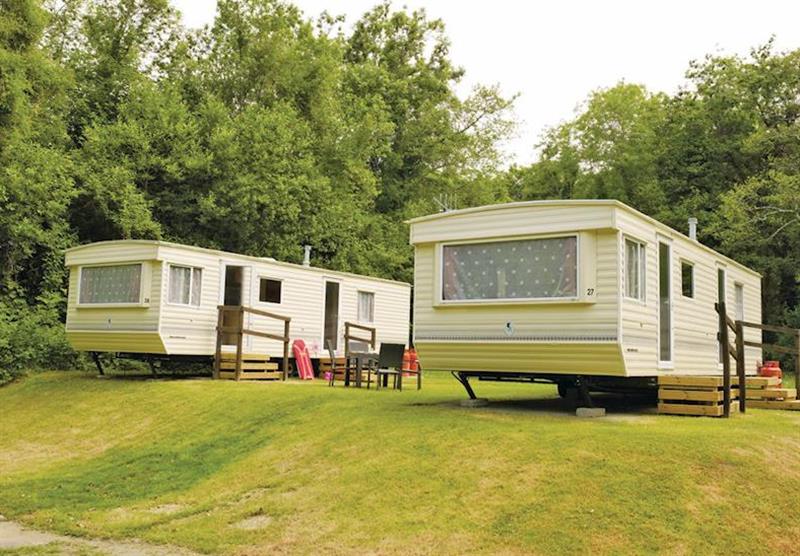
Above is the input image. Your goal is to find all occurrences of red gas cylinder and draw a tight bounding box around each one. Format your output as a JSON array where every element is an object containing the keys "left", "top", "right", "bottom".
[
  {"left": 758, "top": 360, "right": 782, "bottom": 385},
  {"left": 402, "top": 348, "right": 419, "bottom": 374}
]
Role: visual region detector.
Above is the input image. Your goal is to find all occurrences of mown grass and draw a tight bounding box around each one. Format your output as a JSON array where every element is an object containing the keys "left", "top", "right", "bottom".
[{"left": 1, "top": 371, "right": 799, "bottom": 555}]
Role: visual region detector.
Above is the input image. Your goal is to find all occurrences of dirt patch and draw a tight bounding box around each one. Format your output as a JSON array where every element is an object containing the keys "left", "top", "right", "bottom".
[
  {"left": 0, "top": 516, "right": 60, "bottom": 549},
  {"left": 148, "top": 503, "right": 185, "bottom": 515},
  {"left": 233, "top": 514, "right": 273, "bottom": 530},
  {"left": 0, "top": 514, "right": 200, "bottom": 555}
]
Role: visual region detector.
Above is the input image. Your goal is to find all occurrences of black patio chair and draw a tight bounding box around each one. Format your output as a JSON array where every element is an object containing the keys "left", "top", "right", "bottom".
[{"left": 374, "top": 343, "right": 406, "bottom": 390}]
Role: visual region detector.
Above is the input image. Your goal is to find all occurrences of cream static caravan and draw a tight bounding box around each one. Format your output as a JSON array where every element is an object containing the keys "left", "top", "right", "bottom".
[
  {"left": 408, "top": 200, "right": 762, "bottom": 391},
  {"left": 64, "top": 240, "right": 411, "bottom": 361}
]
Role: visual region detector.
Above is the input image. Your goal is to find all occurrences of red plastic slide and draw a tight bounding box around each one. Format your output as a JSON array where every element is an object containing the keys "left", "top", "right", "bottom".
[{"left": 292, "top": 339, "right": 314, "bottom": 380}]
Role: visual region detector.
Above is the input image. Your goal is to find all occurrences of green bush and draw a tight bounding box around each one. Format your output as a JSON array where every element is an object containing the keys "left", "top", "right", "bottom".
[{"left": 0, "top": 303, "right": 80, "bottom": 385}]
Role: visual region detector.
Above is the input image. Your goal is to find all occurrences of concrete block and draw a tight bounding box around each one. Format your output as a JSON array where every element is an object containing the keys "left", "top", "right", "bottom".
[
  {"left": 460, "top": 398, "right": 490, "bottom": 407},
  {"left": 576, "top": 407, "right": 605, "bottom": 418}
]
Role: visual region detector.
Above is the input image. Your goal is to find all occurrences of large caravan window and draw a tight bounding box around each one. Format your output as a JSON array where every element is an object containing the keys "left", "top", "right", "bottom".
[
  {"left": 681, "top": 262, "right": 694, "bottom": 298},
  {"left": 259, "top": 278, "right": 282, "bottom": 304},
  {"left": 79, "top": 264, "right": 142, "bottom": 304},
  {"left": 625, "top": 239, "right": 646, "bottom": 301},
  {"left": 441, "top": 236, "right": 577, "bottom": 301},
  {"left": 358, "top": 291, "right": 375, "bottom": 322},
  {"left": 168, "top": 265, "right": 202, "bottom": 306}
]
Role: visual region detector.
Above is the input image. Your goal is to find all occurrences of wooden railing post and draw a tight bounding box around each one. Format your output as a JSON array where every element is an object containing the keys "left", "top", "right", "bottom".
[
  {"left": 735, "top": 320, "right": 746, "bottom": 413},
  {"left": 283, "top": 319, "right": 290, "bottom": 381},
  {"left": 214, "top": 306, "right": 224, "bottom": 379},
  {"left": 795, "top": 330, "right": 800, "bottom": 392},
  {"left": 717, "top": 302, "right": 731, "bottom": 418},
  {"left": 235, "top": 306, "right": 244, "bottom": 381}
]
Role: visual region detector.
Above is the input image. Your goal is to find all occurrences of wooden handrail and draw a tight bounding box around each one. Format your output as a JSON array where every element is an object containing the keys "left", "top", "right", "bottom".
[
  {"left": 743, "top": 340, "right": 798, "bottom": 355},
  {"left": 346, "top": 322, "right": 376, "bottom": 333},
  {"left": 218, "top": 304, "right": 291, "bottom": 322},
  {"left": 344, "top": 321, "right": 377, "bottom": 357},
  {"left": 215, "top": 305, "right": 291, "bottom": 381},
  {"left": 738, "top": 320, "right": 797, "bottom": 335},
  {"left": 343, "top": 322, "right": 377, "bottom": 386}
]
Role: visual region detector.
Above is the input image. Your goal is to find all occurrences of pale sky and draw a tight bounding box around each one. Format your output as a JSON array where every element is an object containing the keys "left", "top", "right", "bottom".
[{"left": 172, "top": 0, "right": 800, "bottom": 165}]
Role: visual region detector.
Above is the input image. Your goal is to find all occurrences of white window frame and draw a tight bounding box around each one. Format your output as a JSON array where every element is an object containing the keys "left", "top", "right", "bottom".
[
  {"left": 735, "top": 282, "right": 744, "bottom": 321},
  {"left": 257, "top": 276, "right": 283, "bottom": 305},
  {"left": 357, "top": 290, "right": 375, "bottom": 324},
  {"left": 680, "top": 260, "right": 695, "bottom": 299},
  {"left": 167, "top": 264, "right": 203, "bottom": 307},
  {"left": 623, "top": 237, "right": 646, "bottom": 302},
  {"left": 77, "top": 262, "right": 145, "bottom": 307},
  {"left": 436, "top": 233, "right": 581, "bottom": 305}
]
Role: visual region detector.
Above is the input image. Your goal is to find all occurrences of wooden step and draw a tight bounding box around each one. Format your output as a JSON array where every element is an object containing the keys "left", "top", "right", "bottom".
[
  {"left": 658, "top": 375, "right": 781, "bottom": 389},
  {"left": 659, "top": 376, "right": 729, "bottom": 388},
  {"left": 219, "top": 352, "right": 271, "bottom": 361},
  {"left": 218, "top": 370, "right": 282, "bottom": 380},
  {"left": 746, "top": 388, "right": 796, "bottom": 400},
  {"left": 219, "top": 361, "right": 279, "bottom": 371},
  {"left": 659, "top": 388, "right": 738, "bottom": 402},
  {"left": 747, "top": 399, "right": 800, "bottom": 411},
  {"left": 658, "top": 401, "right": 739, "bottom": 417},
  {"left": 744, "top": 376, "right": 783, "bottom": 389}
]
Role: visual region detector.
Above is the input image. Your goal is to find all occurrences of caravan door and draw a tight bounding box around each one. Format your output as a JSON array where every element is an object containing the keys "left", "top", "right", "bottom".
[
  {"left": 323, "top": 280, "right": 341, "bottom": 352},
  {"left": 221, "top": 265, "right": 245, "bottom": 346}
]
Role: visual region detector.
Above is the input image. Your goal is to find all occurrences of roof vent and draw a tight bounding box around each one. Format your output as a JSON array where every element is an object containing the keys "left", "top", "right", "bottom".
[
  {"left": 688, "top": 217, "right": 698, "bottom": 241},
  {"left": 302, "top": 245, "right": 312, "bottom": 267}
]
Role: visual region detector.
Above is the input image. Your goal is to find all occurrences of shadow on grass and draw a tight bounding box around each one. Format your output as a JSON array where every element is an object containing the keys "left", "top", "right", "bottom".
[
  {"left": 0, "top": 417, "right": 275, "bottom": 516},
  {"left": 406, "top": 393, "right": 657, "bottom": 416}
]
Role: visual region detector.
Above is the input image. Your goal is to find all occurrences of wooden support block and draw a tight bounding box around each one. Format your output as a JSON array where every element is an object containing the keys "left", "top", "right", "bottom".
[
  {"left": 747, "top": 399, "right": 800, "bottom": 411},
  {"left": 658, "top": 388, "right": 739, "bottom": 402},
  {"left": 658, "top": 401, "right": 739, "bottom": 417},
  {"left": 219, "top": 352, "right": 271, "bottom": 361},
  {"left": 745, "top": 388, "right": 796, "bottom": 400},
  {"left": 218, "top": 370, "right": 282, "bottom": 380},
  {"left": 658, "top": 376, "right": 725, "bottom": 388},
  {"left": 219, "top": 361, "right": 279, "bottom": 371}
]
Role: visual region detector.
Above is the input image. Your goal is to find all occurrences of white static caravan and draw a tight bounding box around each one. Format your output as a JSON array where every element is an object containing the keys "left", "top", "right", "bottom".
[
  {"left": 408, "top": 200, "right": 762, "bottom": 387},
  {"left": 64, "top": 240, "right": 411, "bottom": 360}
]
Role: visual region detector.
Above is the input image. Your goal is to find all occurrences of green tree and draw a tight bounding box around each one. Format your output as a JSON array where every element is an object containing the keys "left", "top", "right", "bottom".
[
  {"left": 0, "top": 0, "right": 74, "bottom": 305},
  {"left": 508, "top": 83, "right": 666, "bottom": 216}
]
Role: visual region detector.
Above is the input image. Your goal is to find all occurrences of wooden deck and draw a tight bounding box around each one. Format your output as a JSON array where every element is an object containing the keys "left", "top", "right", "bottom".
[
  {"left": 657, "top": 375, "right": 740, "bottom": 417},
  {"left": 216, "top": 352, "right": 281, "bottom": 381},
  {"left": 658, "top": 375, "right": 800, "bottom": 415}
]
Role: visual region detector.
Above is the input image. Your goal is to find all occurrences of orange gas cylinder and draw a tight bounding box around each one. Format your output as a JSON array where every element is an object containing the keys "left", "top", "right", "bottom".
[
  {"left": 402, "top": 348, "right": 419, "bottom": 375},
  {"left": 759, "top": 360, "right": 783, "bottom": 385}
]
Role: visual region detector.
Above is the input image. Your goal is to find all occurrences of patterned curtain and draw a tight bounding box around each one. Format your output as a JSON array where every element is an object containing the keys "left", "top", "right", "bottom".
[
  {"left": 79, "top": 264, "right": 142, "bottom": 304},
  {"left": 191, "top": 268, "right": 202, "bottom": 306},
  {"left": 442, "top": 237, "right": 577, "bottom": 301},
  {"left": 169, "top": 266, "right": 191, "bottom": 304}
]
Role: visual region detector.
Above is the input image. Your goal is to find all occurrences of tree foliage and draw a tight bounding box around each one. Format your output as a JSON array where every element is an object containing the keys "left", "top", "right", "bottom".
[
  {"left": 507, "top": 39, "right": 800, "bottom": 330},
  {"left": 4, "top": 0, "right": 800, "bottom": 380}
]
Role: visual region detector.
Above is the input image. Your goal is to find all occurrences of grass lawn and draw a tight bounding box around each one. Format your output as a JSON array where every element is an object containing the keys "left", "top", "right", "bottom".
[{"left": 1, "top": 371, "right": 799, "bottom": 555}]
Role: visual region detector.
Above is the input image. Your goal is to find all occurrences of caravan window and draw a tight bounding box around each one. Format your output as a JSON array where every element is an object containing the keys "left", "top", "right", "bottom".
[
  {"left": 624, "top": 239, "right": 646, "bottom": 301},
  {"left": 168, "top": 265, "right": 202, "bottom": 306},
  {"left": 735, "top": 283, "right": 744, "bottom": 320},
  {"left": 681, "top": 262, "right": 694, "bottom": 298},
  {"left": 441, "top": 236, "right": 578, "bottom": 301},
  {"left": 259, "top": 278, "right": 282, "bottom": 304},
  {"left": 358, "top": 291, "right": 375, "bottom": 322},
  {"left": 79, "top": 264, "right": 142, "bottom": 304}
]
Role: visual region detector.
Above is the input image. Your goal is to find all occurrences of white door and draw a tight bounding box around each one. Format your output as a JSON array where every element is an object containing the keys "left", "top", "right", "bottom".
[{"left": 658, "top": 241, "right": 672, "bottom": 365}]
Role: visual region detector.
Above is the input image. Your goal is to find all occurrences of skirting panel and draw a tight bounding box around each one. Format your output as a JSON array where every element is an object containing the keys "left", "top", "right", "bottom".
[{"left": 415, "top": 341, "right": 626, "bottom": 376}]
